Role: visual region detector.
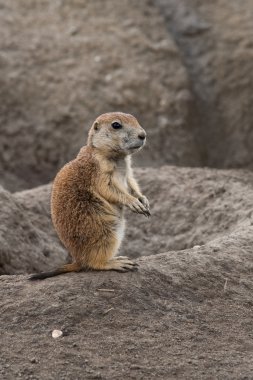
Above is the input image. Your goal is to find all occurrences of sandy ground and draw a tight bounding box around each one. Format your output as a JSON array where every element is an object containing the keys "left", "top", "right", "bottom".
[{"left": 1, "top": 239, "right": 253, "bottom": 379}]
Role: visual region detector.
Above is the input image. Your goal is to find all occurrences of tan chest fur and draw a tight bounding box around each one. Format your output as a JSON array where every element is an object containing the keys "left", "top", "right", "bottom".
[
  {"left": 113, "top": 157, "right": 128, "bottom": 190},
  {"left": 96, "top": 153, "right": 131, "bottom": 193},
  {"left": 101, "top": 156, "right": 130, "bottom": 248}
]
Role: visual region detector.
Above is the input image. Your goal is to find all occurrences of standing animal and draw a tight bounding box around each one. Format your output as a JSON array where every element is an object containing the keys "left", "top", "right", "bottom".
[{"left": 29, "top": 112, "right": 150, "bottom": 280}]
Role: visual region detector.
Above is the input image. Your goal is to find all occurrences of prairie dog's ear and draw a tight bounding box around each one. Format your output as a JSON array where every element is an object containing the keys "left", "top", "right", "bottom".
[{"left": 93, "top": 121, "right": 99, "bottom": 131}]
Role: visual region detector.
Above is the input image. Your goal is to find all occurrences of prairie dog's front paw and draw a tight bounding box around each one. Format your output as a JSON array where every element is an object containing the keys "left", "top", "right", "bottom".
[
  {"left": 138, "top": 195, "right": 150, "bottom": 211},
  {"left": 127, "top": 198, "right": 150, "bottom": 217}
]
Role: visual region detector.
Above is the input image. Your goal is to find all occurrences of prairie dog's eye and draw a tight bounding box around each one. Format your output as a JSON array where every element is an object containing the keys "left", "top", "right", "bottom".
[{"left": 111, "top": 122, "right": 122, "bottom": 129}]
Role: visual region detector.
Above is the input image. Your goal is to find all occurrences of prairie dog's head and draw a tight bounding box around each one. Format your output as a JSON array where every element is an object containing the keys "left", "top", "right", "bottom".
[{"left": 88, "top": 112, "right": 146, "bottom": 157}]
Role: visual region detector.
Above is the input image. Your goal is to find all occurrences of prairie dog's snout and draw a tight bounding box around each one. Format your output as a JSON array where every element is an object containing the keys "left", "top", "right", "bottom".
[
  {"left": 123, "top": 125, "right": 146, "bottom": 151},
  {"left": 138, "top": 131, "right": 146, "bottom": 140}
]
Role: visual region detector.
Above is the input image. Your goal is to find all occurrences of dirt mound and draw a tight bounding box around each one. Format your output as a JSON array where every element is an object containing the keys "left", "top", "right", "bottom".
[
  {"left": 155, "top": 0, "right": 253, "bottom": 169},
  {"left": 1, "top": 229, "right": 253, "bottom": 379},
  {"left": 0, "top": 0, "right": 200, "bottom": 192},
  {"left": 125, "top": 166, "right": 253, "bottom": 257},
  {"left": 1, "top": 166, "right": 253, "bottom": 276},
  {"left": 0, "top": 185, "right": 67, "bottom": 275}
]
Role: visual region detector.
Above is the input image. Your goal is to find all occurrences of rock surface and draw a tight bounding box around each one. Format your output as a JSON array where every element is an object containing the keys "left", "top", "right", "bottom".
[
  {"left": 155, "top": 0, "right": 253, "bottom": 169},
  {"left": 0, "top": 0, "right": 200, "bottom": 191},
  {"left": 0, "top": 185, "right": 67, "bottom": 275},
  {"left": 1, "top": 232, "right": 253, "bottom": 379},
  {"left": 1, "top": 1, "right": 253, "bottom": 191},
  {"left": 126, "top": 166, "right": 253, "bottom": 257},
  {"left": 2, "top": 166, "right": 253, "bottom": 275}
]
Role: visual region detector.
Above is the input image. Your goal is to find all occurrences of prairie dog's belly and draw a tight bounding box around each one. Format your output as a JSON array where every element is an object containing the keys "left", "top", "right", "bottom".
[
  {"left": 116, "top": 217, "right": 125, "bottom": 242},
  {"left": 114, "top": 217, "right": 126, "bottom": 253}
]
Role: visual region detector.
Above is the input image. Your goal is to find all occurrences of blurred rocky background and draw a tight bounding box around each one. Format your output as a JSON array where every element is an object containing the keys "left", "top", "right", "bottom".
[{"left": 2, "top": 0, "right": 253, "bottom": 192}]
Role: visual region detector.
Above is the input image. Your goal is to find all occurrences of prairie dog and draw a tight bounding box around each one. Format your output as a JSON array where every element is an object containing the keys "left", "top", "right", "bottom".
[{"left": 30, "top": 112, "right": 150, "bottom": 280}]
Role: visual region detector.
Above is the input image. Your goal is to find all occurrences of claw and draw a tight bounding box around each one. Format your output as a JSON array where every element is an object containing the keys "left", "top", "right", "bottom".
[{"left": 128, "top": 197, "right": 151, "bottom": 218}]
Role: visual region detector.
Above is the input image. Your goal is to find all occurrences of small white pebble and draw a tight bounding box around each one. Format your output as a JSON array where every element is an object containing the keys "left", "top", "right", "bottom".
[
  {"left": 105, "top": 73, "right": 112, "bottom": 82},
  {"left": 52, "top": 329, "right": 63, "bottom": 339},
  {"left": 94, "top": 55, "right": 101, "bottom": 63},
  {"left": 193, "top": 245, "right": 201, "bottom": 249}
]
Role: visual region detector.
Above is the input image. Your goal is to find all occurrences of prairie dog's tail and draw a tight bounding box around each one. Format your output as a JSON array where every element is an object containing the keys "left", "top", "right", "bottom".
[{"left": 29, "top": 262, "right": 81, "bottom": 281}]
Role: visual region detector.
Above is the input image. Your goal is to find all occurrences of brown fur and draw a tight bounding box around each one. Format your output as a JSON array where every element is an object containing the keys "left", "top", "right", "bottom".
[{"left": 29, "top": 112, "right": 150, "bottom": 280}]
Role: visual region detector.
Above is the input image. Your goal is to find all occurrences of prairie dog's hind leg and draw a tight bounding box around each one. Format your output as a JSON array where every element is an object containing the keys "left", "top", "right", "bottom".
[
  {"left": 106, "top": 257, "right": 138, "bottom": 272},
  {"left": 84, "top": 221, "right": 138, "bottom": 272},
  {"left": 85, "top": 243, "right": 138, "bottom": 272},
  {"left": 86, "top": 251, "right": 138, "bottom": 272}
]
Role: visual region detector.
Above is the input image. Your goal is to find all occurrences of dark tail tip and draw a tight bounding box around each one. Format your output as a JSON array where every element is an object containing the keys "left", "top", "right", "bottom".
[{"left": 29, "top": 269, "right": 63, "bottom": 281}]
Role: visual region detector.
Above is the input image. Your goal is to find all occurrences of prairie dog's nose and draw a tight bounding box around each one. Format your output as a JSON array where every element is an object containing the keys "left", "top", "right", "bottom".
[{"left": 138, "top": 131, "right": 146, "bottom": 140}]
